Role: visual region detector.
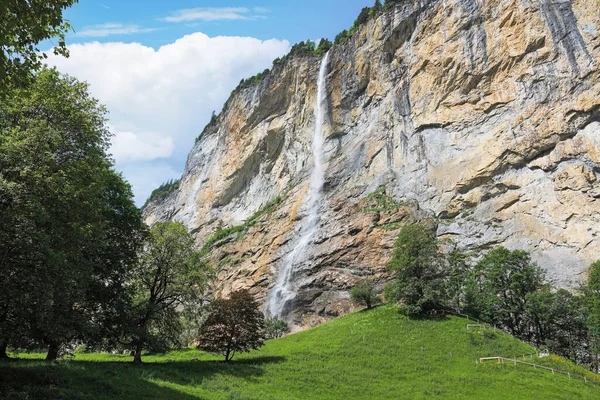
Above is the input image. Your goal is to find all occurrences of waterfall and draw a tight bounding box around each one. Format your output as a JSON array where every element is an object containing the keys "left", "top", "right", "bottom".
[{"left": 267, "top": 52, "right": 330, "bottom": 319}]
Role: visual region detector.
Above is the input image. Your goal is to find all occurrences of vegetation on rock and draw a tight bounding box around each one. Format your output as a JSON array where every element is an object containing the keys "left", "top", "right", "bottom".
[
  {"left": 143, "top": 179, "right": 180, "bottom": 208},
  {"left": 200, "top": 196, "right": 283, "bottom": 257}
]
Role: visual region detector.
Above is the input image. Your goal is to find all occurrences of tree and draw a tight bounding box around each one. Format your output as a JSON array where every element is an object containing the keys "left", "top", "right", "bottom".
[
  {"left": 444, "top": 250, "right": 471, "bottom": 311},
  {"left": 524, "top": 287, "right": 587, "bottom": 363},
  {"left": 314, "top": 39, "right": 333, "bottom": 57},
  {"left": 387, "top": 224, "right": 445, "bottom": 313},
  {"left": 334, "top": 30, "right": 350, "bottom": 45},
  {"left": 350, "top": 280, "right": 380, "bottom": 309},
  {"left": 1, "top": 1, "right": 76, "bottom": 90},
  {"left": 265, "top": 314, "right": 290, "bottom": 339},
  {"left": 0, "top": 68, "right": 143, "bottom": 360},
  {"left": 384, "top": 0, "right": 403, "bottom": 11},
  {"left": 198, "top": 290, "right": 266, "bottom": 362},
  {"left": 468, "top": 247, "right": 543, "bottom": 337},
  {"left": 581, "top": 260, "right": 600, "bottom": 372},
  {"left": 127, "top": 221, "right": 208, "bottom": 363},
  {"left": 373, "top": 0, "right": 383, "bottom": 14},
  {"left": 353, "top": 7, "right": 371, "bottom": 27}
]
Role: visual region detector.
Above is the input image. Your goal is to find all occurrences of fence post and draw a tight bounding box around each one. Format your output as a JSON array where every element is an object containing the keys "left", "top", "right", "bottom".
[{"left": 513, "top": 356, "right": 516, "bottom": 365}]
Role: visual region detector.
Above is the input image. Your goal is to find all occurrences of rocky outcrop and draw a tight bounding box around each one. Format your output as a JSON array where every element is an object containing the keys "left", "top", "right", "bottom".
[{"left": 144, "top": 0, "right": 600, "bottom": 324}]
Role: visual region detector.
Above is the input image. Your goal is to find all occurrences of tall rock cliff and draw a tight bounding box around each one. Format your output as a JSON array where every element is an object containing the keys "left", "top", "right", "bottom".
[{"left": 144, "top": 0, "right": 600, "bottom": 325}]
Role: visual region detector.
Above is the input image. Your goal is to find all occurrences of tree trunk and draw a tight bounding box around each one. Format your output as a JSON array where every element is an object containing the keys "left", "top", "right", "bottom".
[
  {"left": 46, "top": 342, "right": 60, "bottom": 361},
  {"left": 0, "top": 342, "right": 8, "bottom": 359},
  {"left": 133, "top": 341, "right": 143, "bottom": 364}
]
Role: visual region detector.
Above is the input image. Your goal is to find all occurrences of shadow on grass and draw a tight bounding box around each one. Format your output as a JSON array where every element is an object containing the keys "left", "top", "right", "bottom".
[
  {"left": 357, "top": 304, "right": 386, "bottom": 313},
  {"left": 0, "top": 356, "right": 286, "bottom": 400}
]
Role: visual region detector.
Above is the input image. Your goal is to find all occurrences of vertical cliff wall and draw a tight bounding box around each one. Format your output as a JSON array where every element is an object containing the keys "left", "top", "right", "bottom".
[{"left": 144, "top": 0, "right": 600, "bottom": 325}]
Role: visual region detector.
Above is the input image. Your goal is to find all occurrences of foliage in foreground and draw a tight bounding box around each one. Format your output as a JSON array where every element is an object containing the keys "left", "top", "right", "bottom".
[
  {"left": 0, "top": 68, "right": 143, "bottom": 360},
  {"left": 2, "top": 306, "right": 599, "bottom": 399},
  {"left": 0, "top": 0, "right": 76, "bottom": 91}
]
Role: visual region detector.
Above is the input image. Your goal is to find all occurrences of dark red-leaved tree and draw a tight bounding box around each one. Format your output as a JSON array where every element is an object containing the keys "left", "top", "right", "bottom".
[{"left": 197, "top": 290, "right": 265, "bottom": 362}]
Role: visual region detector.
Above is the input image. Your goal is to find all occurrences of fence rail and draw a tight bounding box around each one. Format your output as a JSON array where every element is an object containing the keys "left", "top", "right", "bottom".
[{"left": 478, "top": 356, "right": 600, "bottom": 386}]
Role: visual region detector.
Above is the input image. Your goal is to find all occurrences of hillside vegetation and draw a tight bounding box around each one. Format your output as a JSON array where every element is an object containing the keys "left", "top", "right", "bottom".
[{"left": 2, "top": 306, "right": 599, "bottom": 400}]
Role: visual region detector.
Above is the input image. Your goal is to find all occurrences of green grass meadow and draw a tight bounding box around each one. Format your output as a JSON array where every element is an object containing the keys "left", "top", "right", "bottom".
[{"left": 2, "top": 306, "right": 599, "bottom": 399}]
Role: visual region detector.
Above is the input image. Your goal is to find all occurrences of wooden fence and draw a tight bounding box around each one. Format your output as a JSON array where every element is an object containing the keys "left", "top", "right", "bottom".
[{"left": 478, "top": 356, "right": 600, "bottom": 386}]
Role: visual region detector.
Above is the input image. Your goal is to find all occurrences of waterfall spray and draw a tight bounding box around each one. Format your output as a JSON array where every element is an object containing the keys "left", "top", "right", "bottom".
[{"left": 267, "top": 52, "right": 330, "bottom": 319}]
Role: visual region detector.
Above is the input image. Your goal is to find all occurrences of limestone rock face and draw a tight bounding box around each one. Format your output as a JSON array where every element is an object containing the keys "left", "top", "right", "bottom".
[{"left": 144, "top": 0, "right": 600, "bottom": 324}]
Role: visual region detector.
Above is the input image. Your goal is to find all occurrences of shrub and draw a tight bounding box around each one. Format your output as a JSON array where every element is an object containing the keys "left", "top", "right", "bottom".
[
  {"left": 265, "top": 314, "right": 290, "bottom": 339},
  {"left": 350, "top": 280, "right": 380, "bottom": 309}
]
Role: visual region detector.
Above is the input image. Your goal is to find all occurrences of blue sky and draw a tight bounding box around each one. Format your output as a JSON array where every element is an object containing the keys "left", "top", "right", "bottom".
[{"left": 46, "top": 0, "right": 374, "bottom": 205}]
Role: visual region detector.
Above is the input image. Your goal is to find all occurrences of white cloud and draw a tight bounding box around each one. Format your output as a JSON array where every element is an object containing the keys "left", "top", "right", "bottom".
[
  {"left": 253, "top": 7, "right": 270, "bottom": 13},
  {"left": 110, "top": 130, "right": 174, "bottom": 163},
  {"left": 76, "top": 23, "right": 159, "bottom": 37},
  {"left": 45, "top": 33, "right": 289, "bottom": 204},
  {"left": 162, "top": 7, "right": 268, "bottom": 22}
]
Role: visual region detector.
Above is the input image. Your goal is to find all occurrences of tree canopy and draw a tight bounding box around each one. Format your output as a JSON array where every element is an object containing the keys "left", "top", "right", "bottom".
[
  {"left": 127, "top": 221, "right": 209, "bottom": 363},
  {"left": 387, "top": 224, "right": 445, "bottom": 313},
  {"left": 0, "top": 1, "right": 76, "bottom": 90},
  {"left": 0, "top": 68, "right": 143, "bottom": 359},
  {"left": 198, "top": 290, "right": 266, "bottom": 362}
]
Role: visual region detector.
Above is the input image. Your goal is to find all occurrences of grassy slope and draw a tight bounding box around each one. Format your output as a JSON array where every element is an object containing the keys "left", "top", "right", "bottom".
[{"left": 2, "top": 306, "right": 599, "bottom": 399}]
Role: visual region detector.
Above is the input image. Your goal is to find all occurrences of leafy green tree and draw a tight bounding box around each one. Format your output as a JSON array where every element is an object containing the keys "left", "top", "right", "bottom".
[
  {"left": 444, "top": 250, "right": 471, "bottom": 311},
  {"left": 384, "top": 0, "right": 402, "bottom": 11},
  {"left": 581, "top": 260, "right": 600, "bottom": 372},
  {"left": 198, "top": 290, "right": 266, "bottom": 362},
  {"left": 467, "top": 247, "right": 543, "bottom": 337},
  {"left": 127, "top": 221, "right": 208, "bottom": 363},
  {"left": 1, "top": 1, "right": 76, "bottom": 90},
  {"left": 372, "top": 0, "right": 383, "bottom": 14},
  {"left": 314, "top": 39, "right": 333, "bottom": 57},
  {"left": 265, "top": 314, "right": 290, "bottom": 339},
  {"left": 387, "top": 225, "right": 445, "bottom": 313},
  {"left": 353, "top": 7, "right": 371, "bottom": 28},
  {"left": 334, "top": 30, "right": 350, "bottom": 44},
  {"left": 350, "top": 280, "right": 380, "bottom": 309},
  {"left": 0, "top": 68, "right": 143, "bottom": 360},
  {"left": 524, "top": 287, "right": 587, "bottom": 363}
]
